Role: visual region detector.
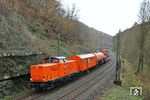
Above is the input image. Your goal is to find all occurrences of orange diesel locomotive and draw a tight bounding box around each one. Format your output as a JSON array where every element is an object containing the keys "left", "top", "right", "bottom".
[
  {"left": 30, "top": 50, "right": 110, "bottom": 89},
  {"left": 30, "top": 56, "right": 79, "bottom": 89}
]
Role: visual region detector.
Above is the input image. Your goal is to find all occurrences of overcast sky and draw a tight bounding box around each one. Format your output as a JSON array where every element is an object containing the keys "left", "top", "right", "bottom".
[{"left": 63, "top": 0, "right": 143, "bottom": 36}]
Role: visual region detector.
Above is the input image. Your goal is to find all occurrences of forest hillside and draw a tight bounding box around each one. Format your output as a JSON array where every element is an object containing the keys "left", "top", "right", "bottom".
[
  {"left": 0, "top": 0, "right": 112, "bottom": 82},
  {"left": 113, "top": 23, "right": 150, "bottom": 79}
]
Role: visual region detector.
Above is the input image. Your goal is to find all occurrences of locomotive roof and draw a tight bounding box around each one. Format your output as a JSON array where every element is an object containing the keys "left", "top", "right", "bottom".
[
  {"left": 44, "top": 56, "right": 66, "bottom": 60},
  {"left": 51, "top": 56, "right": 66, "bottom": 59},
  {"left": 77, "top": 54, "right": 95, "bottom": 59}
]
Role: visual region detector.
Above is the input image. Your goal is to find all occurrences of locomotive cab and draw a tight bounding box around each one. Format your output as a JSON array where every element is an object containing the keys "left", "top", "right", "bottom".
[{"left": 44, "top": 56, "right": 67, "bottom": 63}]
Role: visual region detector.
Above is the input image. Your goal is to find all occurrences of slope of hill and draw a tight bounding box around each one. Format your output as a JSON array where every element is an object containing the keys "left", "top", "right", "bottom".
[
  {"left": 112, "top": 23, "right": 150, "bottom": 99},
  {"left": 0, "top": 0, "right": 112, "bottom": 98},
  {"left": 113, "top": 23, "right": 150, "bottom": 79}
]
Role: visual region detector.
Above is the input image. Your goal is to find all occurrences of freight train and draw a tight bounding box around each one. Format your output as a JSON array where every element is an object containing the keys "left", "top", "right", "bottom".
[{"left": 30, "top": 49, "right": 110, "bottom": 90}]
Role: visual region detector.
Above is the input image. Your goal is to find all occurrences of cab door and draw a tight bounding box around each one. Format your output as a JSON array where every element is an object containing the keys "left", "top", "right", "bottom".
[
  {"left": 85, "top": 58, "right": 88, "bottom": 70},
  {"left": 50, "top": 64, "right": 59, "bottom": 80},
  {"left": 58, "top": 61, "right": 65, "bottom": 77},
  {"left": 58, "top": 59, "right": 69, "bottom": 77},
  {"left": 81, "top": 58, "right": 88, "bottom": 71},
  {"left": 62, "top": 60, "right": 70, "bottom": 76}
]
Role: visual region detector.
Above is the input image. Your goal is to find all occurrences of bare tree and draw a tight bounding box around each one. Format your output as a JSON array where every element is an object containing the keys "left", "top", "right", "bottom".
[
  {"left": 136, "top": 0, "right": 150, "bottom": 74},
  {"left": 66, "top": 3, "right": 79, "bottom": 21}
]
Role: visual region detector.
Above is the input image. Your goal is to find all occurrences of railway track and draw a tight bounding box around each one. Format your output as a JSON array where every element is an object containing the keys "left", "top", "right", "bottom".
[
  {"left": 14, "top": 57, "right": 115, "bottom": 100},
  {"left": 56, "top": 59, "right": 115, "bottom": 100}
]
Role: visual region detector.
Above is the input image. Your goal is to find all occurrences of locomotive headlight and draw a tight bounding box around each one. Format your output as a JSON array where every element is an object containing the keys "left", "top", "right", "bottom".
[
  {"left": 30, "top": 78, "right": 32, "bottom": 81},
  {"left": 43, "top": 76, "right": 46, "bottom": 81}
]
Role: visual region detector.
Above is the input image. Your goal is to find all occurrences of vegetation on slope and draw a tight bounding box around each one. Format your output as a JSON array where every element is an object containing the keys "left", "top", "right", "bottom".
[
  {"left": 113, "top": 0, "right": 150, "bottom": 80},
  {"left": 0, "top": 0, "right": 112, "bottom": 55},
  {"left": 0, "top": 0, "right": 112, "bottom": 78},
  {"left": 111, "top": 1, "right": 150, "bottom": 99},
  {"left": 96, "top": 60, "right": 150, "bottom": 100},
  {"left": 0, "top": 0, "right": 112, "bottom": 98},
  {"left": 113, "top": 23, "right": 150, "bottom": 79}
]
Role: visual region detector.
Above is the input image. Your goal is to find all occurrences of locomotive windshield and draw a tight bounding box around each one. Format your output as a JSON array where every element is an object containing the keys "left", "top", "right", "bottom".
[{"left": 44, "top": 57, "right": 59, "bottom": 63}]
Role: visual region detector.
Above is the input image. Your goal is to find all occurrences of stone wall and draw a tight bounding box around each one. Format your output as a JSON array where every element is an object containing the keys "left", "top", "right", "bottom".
[
  {"left": 0, "top": 52, "right": 46, "bottom": 98},
  {"left": 0, "top": 52, "right": 45, "bottom": 81}
]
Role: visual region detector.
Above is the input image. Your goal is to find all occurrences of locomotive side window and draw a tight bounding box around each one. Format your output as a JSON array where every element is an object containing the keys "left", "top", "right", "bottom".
[
  {"left": 44, "top": 57, "right": 52, "bottom": 63},
  {"left": 59, "top": 59, "right": 64, "bottom": 63},
  {"left": 88, "top": 57, "right": 93, "bottom": 63},
  {"left": 52, "top": 58, "right": 59, "bottom": 63}
]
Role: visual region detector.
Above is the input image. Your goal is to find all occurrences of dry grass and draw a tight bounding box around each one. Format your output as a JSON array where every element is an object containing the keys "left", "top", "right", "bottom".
[{"left": 96, "top": 60, "right": 150, "bottom": 100}]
